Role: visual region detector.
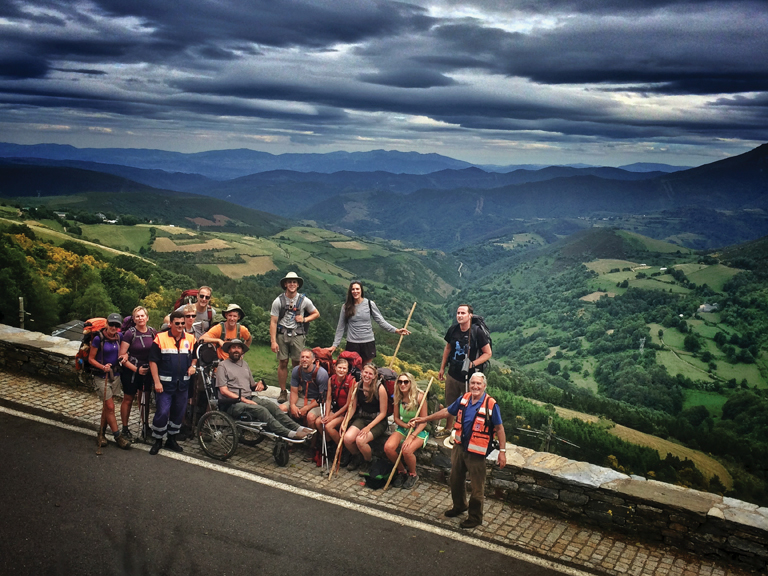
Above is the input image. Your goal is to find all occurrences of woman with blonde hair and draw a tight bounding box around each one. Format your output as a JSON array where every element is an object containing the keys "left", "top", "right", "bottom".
[
  {"left": 118, "top": 306, "right": 157, "bottom": 441},
  {"left": 343, "top": 363, "right": 388, "bottom": 475},
  {"left": 384, "top": 372, "right": 428, "bottom": 489}
]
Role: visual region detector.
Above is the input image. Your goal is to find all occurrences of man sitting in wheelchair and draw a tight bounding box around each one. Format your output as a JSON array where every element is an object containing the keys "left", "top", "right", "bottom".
[{"left": 216, "top": 339, "right": 314, "bottom": 440}]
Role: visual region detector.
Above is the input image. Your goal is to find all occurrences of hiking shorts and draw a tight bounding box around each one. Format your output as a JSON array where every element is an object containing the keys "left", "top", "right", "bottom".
[
  {"left": 444, "top": 373, "right": 467, "bottom": 407},
  {"left": 121, "top": 368, "right": 152, "bottom": 396},
  {"left": 92, "top": 373, "right": 122, "bottom": 402},
  {"left": 293, "top": 397, "right": 322, "bottom": 419},
  {"left": 276, "top": 331, "right": 305, "bottom": 362},
  {"left": 349, "top": 416, "right": 387, "bottom": 440}
]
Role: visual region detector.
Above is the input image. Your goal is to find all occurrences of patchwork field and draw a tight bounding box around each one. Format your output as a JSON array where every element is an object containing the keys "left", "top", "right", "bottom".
[
  {"left": 584, "top": 259, "right": 639, "bottom": 274},
  {"left": 216, "top": 255, "right": 277, "bottom": 279},
  {"left": 579, "top": 291, "right": 615, "bottom": 302},
  {"left": 152, "top": 237, "right": 231, "bottom": 252}
]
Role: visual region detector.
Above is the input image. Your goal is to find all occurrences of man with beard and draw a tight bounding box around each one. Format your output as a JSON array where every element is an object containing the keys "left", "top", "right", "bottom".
[{"left": 216, "top": 339, "right": 314, "bottom": 440}]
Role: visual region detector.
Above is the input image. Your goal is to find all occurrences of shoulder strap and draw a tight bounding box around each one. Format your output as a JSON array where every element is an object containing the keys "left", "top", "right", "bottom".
[
  {"left": 368, "top": 299, "right": 373, "bottom": 316},
  {"left": 207, "top": 308, "right": 212, "bottom": 324},
  {"left": 236, "top": 323, "right": 241, "bottom": 340},
  {"left": 278, "top": 293, "right": 287, "bottom": 321}
]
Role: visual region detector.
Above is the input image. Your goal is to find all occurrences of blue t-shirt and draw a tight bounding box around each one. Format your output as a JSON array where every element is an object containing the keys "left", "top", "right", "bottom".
[{"left": 447, "top": 392, "right": 502, "bottom": 450}]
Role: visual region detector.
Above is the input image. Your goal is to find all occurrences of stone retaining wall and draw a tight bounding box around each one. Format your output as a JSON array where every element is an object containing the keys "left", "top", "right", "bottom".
[
  {"left": 0, "top": 324, "right": 84, "bottom": 390},
  {"left": 1, "top": 323, "right": 766, "bottom": 569}
]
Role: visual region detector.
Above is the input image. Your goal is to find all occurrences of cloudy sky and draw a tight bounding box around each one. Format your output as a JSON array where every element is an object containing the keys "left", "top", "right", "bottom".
[{"left": 1, "top": 0, "right": 766, "bottom": 166}]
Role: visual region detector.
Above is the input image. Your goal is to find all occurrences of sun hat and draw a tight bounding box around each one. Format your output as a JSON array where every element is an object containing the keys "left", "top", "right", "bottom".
[
  {"left": 222, "top": 338, "right": 249, "bottom": 354},
  {"left": 280, "top": 271, "right": 304, "bottom": 290},
  {"left": 223, "top": 303, "right": 245, "bottom": 321}
]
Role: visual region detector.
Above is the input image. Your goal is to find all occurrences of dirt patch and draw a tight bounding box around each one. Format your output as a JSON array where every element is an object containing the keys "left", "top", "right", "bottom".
[
  {"left": 330, "top": 241, "right": 367, "bottom": 250},
  {"left": 150, "top": 225, "right": 192, "bottom": 235},
  {"left": 152, "top": 237, "right": 231, "bottom": 252},
  {"left": 216, "top": 256, "right": 276, "bottom": 279},
  {"left": 580, "top": 291, "right": 616, "bottom": 302},
  {"left": 186, "top": 214, "right": 233, "bottom": 227}
]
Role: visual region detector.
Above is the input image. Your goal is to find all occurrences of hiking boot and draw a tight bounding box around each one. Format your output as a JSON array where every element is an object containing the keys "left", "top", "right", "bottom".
[
  {"left": 444, "top": 506, "right": 468, "bottom": 518},
  {"left": 164, "top": 436, "right": 184, "bottom": 453},
  {"left": 402, "top": 473, "right": 419, "bottom": 490},
  {"left": 277, "top": 389, "right": 288, "bottom": 404},
  {"left": 339, "top": 447, "right": 352, "bottom": 468},
  {"left": 357, "top": 458, "right": 372, "bottom": 476},
  {"left": 460, "top": 518, "right": 482, "bottom": 529},
  {"left": 392, "top": 472, "right": 407, "bottom": 488},
  {"left": 116, "top": 433, "right": 132, "bottom": 450},
  {"left": 433, "top": 427, "right": 451, "bottom": 440},
  {"left": 149, "top": 439, "right": 163, "bottom": 455},
  {"left": 121, "top": 427, "right": 134, "bottom": 443},
  {"left": 346, "top": 454, "right": 362, "bottom": 471},
  {"left": 97, "top": 435, "right": 108, "bottom": 448}
]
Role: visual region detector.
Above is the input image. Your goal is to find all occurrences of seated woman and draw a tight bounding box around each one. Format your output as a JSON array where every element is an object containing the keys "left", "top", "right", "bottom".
[
  {"left": 384, "top": 372, "right": 428, "bottom": 489},
  {"left": 321, "top": 358, "right": 357, "bottom": 460},
  {"left": 343, "top": 363, "right": 388, "bottom": 475}
]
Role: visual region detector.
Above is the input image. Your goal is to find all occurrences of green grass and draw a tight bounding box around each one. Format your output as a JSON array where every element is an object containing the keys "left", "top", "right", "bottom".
[
  {"left": 715, "top": 362, "right": 765, "bottom": 389},
  {"left": 244, "top": 344, "right": 281, "bottom": 388},
  {"left": 682, "top": 390, "right": 728, "bottom": 418},
  {"left": 631, "top": 279, "right": 690, "bottom": 293},
  {"left": 686, "top": 264, "right": 742, "bottom": 293},
  {"left": 80, "top": 224, "right": 151, "bottom": 252},
  {"left": 617, "top": 230, "right": 693, "bottom": 254},
  {"left": 657, "top": 350, "right": 715, "bottom": 382}
]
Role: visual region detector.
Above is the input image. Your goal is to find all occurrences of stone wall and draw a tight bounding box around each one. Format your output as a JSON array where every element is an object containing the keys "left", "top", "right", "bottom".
[
  {"left": 1, "top": 323, "right": 766, "bottom": 569},
  {"left": 0, "top": 324, "right": 85, "bottom": 390}
]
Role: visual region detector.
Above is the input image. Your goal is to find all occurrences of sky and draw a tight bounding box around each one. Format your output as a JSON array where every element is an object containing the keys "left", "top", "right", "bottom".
[{"left": 1, "top": 0, "right": 766, "bottom": 167}]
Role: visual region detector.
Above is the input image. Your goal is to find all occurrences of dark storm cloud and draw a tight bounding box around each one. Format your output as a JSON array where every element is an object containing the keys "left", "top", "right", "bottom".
[
  {"left": 0, "top": 53, "right": 49, "bottom": 79},
  {"left": 358, "top": 69, "right": 457, "bottom": 88},
  {"left": 439, "top": 0, "right": 763, "bottom": 14}
]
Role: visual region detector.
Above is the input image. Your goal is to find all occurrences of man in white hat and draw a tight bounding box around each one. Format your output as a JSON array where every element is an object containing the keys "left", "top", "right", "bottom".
[
  {"left": 200, "top": 303, "right": 253, "bottom": 361},
  {"left": 270, "top": 272, "right": 320, "bottom": 403},
  {"left": 216, "top": 339, "right": 314, "bottom": 440}
]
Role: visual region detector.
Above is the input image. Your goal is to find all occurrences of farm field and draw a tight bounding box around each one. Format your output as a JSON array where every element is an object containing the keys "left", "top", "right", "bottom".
[
  {"left": 685, "top": 264, "right": 741, "bottom": 292},
  {"left": 584, "top": 259, "right": 639, "bottom": 274},
  {"left": 526, "top": 399, "right": 732, "bottom": 487},
  {"left": 80, "top": 223, "right": 152, "bottom": 252},
  {"left": 683, "top": 390, "right": 728, "bottom": 418},
  {"left": 617, "top": 230, "right": 694, "bottom": 254}
]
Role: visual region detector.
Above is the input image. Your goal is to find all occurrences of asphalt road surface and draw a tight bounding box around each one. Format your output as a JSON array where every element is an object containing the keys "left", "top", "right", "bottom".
[{"left": 0, "top": 410, "right": 570, "bottom": 576}]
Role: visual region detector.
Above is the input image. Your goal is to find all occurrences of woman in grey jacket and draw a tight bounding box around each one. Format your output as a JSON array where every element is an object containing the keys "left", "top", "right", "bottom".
[{"left": 330, "top": 281, "right": 410, "bottom": 365}]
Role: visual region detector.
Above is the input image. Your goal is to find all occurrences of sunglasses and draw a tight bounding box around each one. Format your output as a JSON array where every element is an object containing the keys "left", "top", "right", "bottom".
[
  {"left": 198, "top": 295, "right": 211, "bottom": 300},
  {"left": 172, "top": 321, "right": 185, "bottom": 326},
  {"left": 185, "top": 314, "right": 196, "bottom": 318},
  {"left": 397, "top": 379, "right": 410, "bottom": 384},
  {"left": 108, "top": 323, "right": 121, "bottom": 328}
]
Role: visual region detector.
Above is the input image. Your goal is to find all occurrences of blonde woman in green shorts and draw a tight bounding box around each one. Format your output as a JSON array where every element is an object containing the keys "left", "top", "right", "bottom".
[{"left": 384, "top": 372, "right": 428, "bottom": 489}]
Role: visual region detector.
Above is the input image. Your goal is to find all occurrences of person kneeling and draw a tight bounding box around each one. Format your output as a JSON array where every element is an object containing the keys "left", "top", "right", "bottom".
[{"left": 216, "top": 339, "right": 313, "bottom": 441}]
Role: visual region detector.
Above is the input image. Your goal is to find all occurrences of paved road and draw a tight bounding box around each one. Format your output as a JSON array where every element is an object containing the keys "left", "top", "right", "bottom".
[{"left": 0, "top": 412, "right": 566, "bottom": 576}]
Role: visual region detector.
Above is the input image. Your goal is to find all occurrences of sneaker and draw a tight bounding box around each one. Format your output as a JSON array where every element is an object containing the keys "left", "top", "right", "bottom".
[
  {"left": 277, "top": 389, "right": 288, "bottom": 404},
  {"left": 116, "top": 433, "right": 132, "bottom": 450},
  {"left": 402, "top": 473, "right": 419, "bottom": 489},
  {"left": 357, "top": 458, "right": 372, "bottom": 476},
  {"left": 149, "top": 439, "right": 162, "bottom": 455},
  {"left": 392, "top": 472, "right": 407, "bottom": 488},
  {"left": 346, "top": 454, "right": 361, "bottom": 471},
  {"left": 121, "top": 428, "right": 134, "bottom": 443},
  {"left": 164, "top": 436, "right": 183, "bottom": 453}
]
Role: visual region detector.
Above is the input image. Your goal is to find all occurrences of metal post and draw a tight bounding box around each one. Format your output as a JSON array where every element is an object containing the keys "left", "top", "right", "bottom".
[{"left": 19, "top": 297, "right": 24, "bottom": 330}]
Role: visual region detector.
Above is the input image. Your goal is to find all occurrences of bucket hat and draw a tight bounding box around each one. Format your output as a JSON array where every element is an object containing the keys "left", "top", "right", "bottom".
[
  {"left": 222, "top": 338, "right": 249, "bottom": 354},
  {"left": 223, "top": 303, "right": 245, "bottom": 321}
]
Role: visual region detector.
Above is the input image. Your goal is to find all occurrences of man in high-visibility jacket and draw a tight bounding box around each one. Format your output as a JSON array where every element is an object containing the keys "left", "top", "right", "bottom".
[
  {"left": 148, "top": 310, "right": 197, "bottom": 455},
  {"left": 411, "top": 372, "right": 506, "bottom": 529}
]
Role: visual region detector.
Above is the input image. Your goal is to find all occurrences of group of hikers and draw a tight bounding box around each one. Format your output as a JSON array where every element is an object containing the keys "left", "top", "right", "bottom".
[{"left": 86, "top": 272, "right": 506, "bottom": 529}]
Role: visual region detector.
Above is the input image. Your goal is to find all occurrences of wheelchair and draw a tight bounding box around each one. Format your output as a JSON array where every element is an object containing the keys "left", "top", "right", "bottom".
[{"left": 194, "top": 343, "right": 307, "bottom": 466}]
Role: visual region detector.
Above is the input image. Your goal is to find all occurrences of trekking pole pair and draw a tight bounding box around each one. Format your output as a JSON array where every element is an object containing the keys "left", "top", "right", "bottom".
[
  {"left": 319, "top": 400, "right": 329, "bottom": 472},
  {"left": 383, "top": 377, "right": 434, "bottom": 490}
]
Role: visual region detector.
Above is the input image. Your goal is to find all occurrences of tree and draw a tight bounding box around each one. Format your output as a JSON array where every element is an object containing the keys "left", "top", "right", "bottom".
[
  {"left": 683, "top": 334, "right": 701, "bottom": 353},
  {"left": 546, "top": 361, "right": 561, "bottom": 375},
  {"left": 70, "top": 283, "right": 116, "bottom": 319}
]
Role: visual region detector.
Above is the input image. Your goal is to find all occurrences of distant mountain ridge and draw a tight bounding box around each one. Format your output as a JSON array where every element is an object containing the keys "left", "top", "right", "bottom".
[{"left": 0, "top": 142, "right": 689, "bottom": 179}]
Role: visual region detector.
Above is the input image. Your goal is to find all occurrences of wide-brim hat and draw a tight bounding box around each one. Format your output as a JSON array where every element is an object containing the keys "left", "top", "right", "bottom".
[
  {"left": 223, "top": 303, "right": 245, "bottom": 321},
  {"left": 222, "top": 338, "right": 249, "bottom": 354},
  {"left": 280, "top": 271, "right": 304, "bottom": 290}
]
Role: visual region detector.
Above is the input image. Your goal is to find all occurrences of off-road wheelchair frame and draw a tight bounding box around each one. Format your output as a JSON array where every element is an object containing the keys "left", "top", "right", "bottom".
[{"left": 194, "top": 343, "right": 307, "bottom": 466}]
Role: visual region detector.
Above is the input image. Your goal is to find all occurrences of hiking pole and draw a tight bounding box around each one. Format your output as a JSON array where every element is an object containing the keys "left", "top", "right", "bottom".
[
  {"left": 96, "top": 369, "right": 112, "bottom": 455},
  {"left": 384, "top": 377, "right": 434, "bottom": 491},
  {"left": 319, "top": 401, "right": 328, "bottom": 471},
  {"left": 389, "top": 302, "right": 416, "bottom": 369},
  {"left": 329, "top": 382, "right": 359, "bottom": 480}
]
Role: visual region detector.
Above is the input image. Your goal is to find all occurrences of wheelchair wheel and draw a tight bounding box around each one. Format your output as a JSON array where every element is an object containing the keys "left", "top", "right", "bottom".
[
  {"left": 239, "top": 428, "right": 266, "bottom": 447},
  {"left": 273, "top": 439, "right": 290, "bottom": 467},
  {"left": 197, "top": 411, "right": 238, "bottom": 461}
]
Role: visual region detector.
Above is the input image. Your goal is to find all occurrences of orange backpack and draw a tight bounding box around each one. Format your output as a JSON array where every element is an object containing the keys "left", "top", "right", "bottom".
[{"left": 74, "top": 318, "right": 109, "bottom": 372}]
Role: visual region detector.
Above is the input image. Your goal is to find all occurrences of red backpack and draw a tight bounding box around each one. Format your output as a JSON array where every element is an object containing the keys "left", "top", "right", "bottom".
[
  {"left": 338, "top": 350, "right": 362, "bottom": 381},
  {"left": 173, "top": 289, "right": 213, "bottom": 323},
  {"left": 312, "top": 347, "right": 335, "bottom": 378},
  {"left": 377, "top": 367, "right": 398, "bottom": 416}
]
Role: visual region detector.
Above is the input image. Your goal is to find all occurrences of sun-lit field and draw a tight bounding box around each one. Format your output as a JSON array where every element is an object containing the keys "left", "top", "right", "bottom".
[
  {"left": 80, "top": 224, "right": 152, "bottom": 251},
  {"left": 152, "top": 237, "right": 231, "bottom": 252},
  {"left": 216, "top": 255, "right": 277, "bottom": 278},
  {"left": 584, "top": 259, "right": 640, "bottom": 274},
  {"left": 579, "top": 291, "right": 616, "bottom": 302}
]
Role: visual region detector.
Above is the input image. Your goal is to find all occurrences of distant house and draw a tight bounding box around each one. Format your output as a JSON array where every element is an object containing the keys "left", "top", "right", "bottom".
[
  {"left": 54, "top": 212, "right": 67, "bottom": 219},
  {"left": 96, "top": 213, "right": 106, "bottom": 220},
  {"left": 660, "top": 267, "right": 667, "bottom": 272},
  {"left": 698, "top": 303, "right": 719, "bottom": 313}
]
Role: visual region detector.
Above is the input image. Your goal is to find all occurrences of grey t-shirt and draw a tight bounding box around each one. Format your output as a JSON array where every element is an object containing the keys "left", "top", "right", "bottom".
[
  {"left": 175, "top": 305, "right": 216, "bottom": 335},
  {"left": 332, "top": 298, "right": 397, "bottom": 347},
  {"left": 270, "top": 293, "right": 316, "bottom": 330},
  {"left": 216, "top": 357, "right": 256, "bottom": 400}
]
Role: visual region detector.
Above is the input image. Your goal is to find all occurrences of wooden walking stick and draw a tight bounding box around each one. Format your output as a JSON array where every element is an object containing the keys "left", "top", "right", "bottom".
[
  {"left": 389, "top": 302, "right": 416, "bottom": 369},
  {"left": 384, "top": 377, "right": 434, "bottom": 490},
  {"left": 328, "top": 382, "right": 358, "bottom": 480}
]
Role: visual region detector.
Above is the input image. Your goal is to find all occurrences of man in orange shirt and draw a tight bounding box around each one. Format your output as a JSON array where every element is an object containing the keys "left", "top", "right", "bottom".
[{"left": 199, "top": 304, "right": 253, "bottom": 361}]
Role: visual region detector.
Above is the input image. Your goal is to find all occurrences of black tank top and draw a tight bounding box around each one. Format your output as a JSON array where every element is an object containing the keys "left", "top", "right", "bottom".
[{"left": 356, "top": 383, "right": 380, "bottom": 418}]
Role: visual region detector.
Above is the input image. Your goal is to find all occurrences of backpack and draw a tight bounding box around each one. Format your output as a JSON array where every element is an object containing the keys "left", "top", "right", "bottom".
[
  {"left": 120, "top": 315, "right": 135, "bottom": 333},
  {"left": 377, "top": 367, "right": 398, "bottom": 416},
  {"left": 219, "top": 321, "right": 242, "bottom": 344},
  {"left": 338, "top": 350, "right": 362, "bottom": 382},
  {"left": 330, "top": 373, "right": 355, "bottom": 411},
  {"left": 75, "top": 318, "right": 109, "bottom": 373},
  {"left": 173, "top": 289, "right": 213, "bottom": 324},
  {"left": 278, "top": 293, "right": 310, "bottom": 335},
  {"left": 448, "top": 315, "right": 493, "bottom": 374},
  {"left": 312, "top": 347, "right": 335, "bottom": 380},
  {"left": 364, "top": 459, "right": 394, "bottom": 490}
]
